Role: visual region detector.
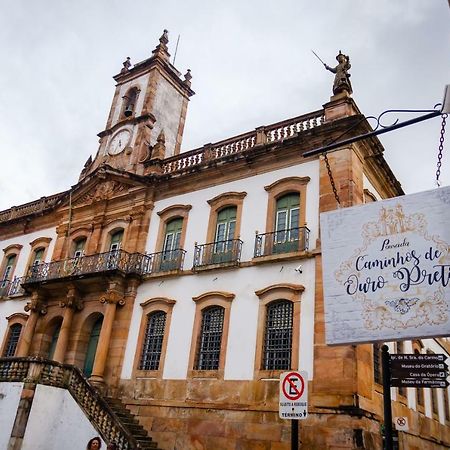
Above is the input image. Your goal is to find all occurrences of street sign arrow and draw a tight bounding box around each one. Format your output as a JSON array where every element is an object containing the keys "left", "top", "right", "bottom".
[
  {"left": 390, "top": 368, "right": 448, "bottom": 379},
  {"left": 390, "top": 361, "right": 448, "bottom": 372},
  {"left": 390, "top": 353, "right": 447, "bottom": 363},
  {"left": 390, "top": 378, "right": 450, "bottom": 388}
]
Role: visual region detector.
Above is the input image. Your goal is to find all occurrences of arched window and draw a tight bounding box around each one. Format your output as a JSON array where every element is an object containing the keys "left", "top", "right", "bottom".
[
  {"left": 195, "top": 306, "right": 225, "bottom": 371},
  {"left": 1, "top": 254, "right": 17, "bottom": 287},
  {"left": 212, "top": 206, "right": 237, "bottom": 263},
  {"left": 139, "top": 311, "right": 167, "bottom": 371},
  {"left": 122, "top": 87, "right": 139, "bottom": 118},
  {"left": 274, "top": 193, "right": 300, "bottom": 253},
  {"left": 2, "top": 323, "right": 22, "bottom": 357},
  {"left": 109, "top": 230, "right": 124, "bottom": 252},
  {"left": 48, "top": 324, "right": 61, "bottom": 360},
  {"left": 262, "top": 300, "right": 293, "bottom": 370},
  {"left": 72, "top": 238, "right": 87, "bottom": 258},
  {"left": 160, "top": 218, "right": 183, "bottom": 271},
  {"left": 83, "top": 317, "right": 103, "bottom": 377},
  {"left": 32, "top": 248, "right": 45, "bottom": 266}
]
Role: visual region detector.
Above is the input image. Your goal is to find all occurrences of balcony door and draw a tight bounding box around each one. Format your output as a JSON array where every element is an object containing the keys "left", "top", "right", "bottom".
[
  {"left": 83, "top": 317, "right": 103, "bottom": 377},
  {"left": 107, "top": 230, "right": 123, "bottom": 269},
  {"left": 1, "top": 254, "right": 16, "bottom": 288},
  {"left": 274, "top": 193, "right": 300, "bottom": 253},
  {"left": 160, "top": 218, "right": 182, "bottom": 271},
  {"left": 213, "top": 206, "right": 236, "bottom": 263}
]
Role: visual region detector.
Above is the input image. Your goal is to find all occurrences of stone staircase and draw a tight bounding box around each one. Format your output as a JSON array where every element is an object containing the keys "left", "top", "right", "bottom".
[{"left": 104, "top": 397, "right": 161, "bottom": 450}]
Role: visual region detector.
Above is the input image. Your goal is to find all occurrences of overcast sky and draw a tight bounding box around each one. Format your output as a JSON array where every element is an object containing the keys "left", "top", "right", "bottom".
[{"left": 0, "top": 0, "right": 448, "bottom": 212}]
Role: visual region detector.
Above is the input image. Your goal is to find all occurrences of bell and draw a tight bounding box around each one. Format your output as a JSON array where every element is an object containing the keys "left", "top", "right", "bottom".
[{"left": 124, "top": 105, "right": 133, "bottom": 117}]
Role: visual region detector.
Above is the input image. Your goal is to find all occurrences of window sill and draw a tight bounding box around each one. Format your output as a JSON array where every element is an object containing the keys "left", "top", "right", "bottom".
[
  {"left": 188, "top": 369, "right": 224, "bottom": 379},
  {"left": 252, "top": 250, "right": 311, "bottom": 265}
]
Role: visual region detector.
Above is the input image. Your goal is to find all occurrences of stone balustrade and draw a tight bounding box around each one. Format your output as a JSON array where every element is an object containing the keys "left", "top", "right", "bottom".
[{"left": 0, "top": 357, "right": 145, "bottom": 450}]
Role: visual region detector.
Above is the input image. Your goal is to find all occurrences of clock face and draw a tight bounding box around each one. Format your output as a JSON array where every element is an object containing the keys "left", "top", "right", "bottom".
[{"left": 108, "top": 129, "right": 131, "bottom": 155}]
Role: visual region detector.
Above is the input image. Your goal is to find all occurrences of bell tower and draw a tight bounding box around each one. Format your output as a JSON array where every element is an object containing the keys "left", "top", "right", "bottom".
[{"left": 82, "top": 30, "right": 194, "bottom": 179}]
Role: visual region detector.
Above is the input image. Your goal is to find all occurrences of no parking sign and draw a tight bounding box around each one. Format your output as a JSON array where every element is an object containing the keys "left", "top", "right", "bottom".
[{"left": 279, "top": 371, "right": 308, "bottom": 419}]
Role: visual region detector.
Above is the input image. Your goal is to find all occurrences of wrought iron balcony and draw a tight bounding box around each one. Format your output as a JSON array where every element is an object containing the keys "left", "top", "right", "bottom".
[
  {"left": 193, "top": 239, "right": 243, "bottom": 269},
  {"left": 0, "top": 277, "right": 26, "bottom": 298},
  {"left": 22, "top": 249, "right": 187, "bottom": 285},
  {"left": 254, "top": 227, "right": 310, "bottom": 258}
]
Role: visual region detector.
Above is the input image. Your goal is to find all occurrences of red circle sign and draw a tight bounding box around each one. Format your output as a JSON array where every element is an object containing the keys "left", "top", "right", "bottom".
[{"left": 282, "top": 371, "right": 305, "bottom": 401}]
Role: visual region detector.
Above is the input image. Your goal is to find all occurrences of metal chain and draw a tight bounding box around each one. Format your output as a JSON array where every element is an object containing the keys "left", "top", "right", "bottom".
[
  {"left": 436, "top": 114, "right": 448, "bottom": 187},
  {"left": 323, "top": 153, "right": 341, "bottom": 206}
]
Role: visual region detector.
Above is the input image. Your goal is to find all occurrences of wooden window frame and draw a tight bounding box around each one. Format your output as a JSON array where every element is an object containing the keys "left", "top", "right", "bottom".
[
  {"left": 155, "top": 204, "right": 192, "bottom": 253},
  {"left": 1, "top": 313, "right": 27, "bottom": 357},
  {"left": 133, "top": 297, "right": 176, "bottom": 379},
  {"left": 206, "top": 192, "right": 246, "bottom": 243},
  {"left": 101, "top": 221, "right": 129, "bottom": 253},
  {"left": 25, "top": 237, "right": 52, "bottom": 275},
  {"left": 188, "top": 291, "right": 234, "bottom": 379},
  {"left": 263, "top": 177, "right": 309, "bottom": 234},
  {"left": 254, "top": 283, "right": 303, "bottom": 380},
  {"left": 1, "top": 244, "right": 23, "bottom": 282}
]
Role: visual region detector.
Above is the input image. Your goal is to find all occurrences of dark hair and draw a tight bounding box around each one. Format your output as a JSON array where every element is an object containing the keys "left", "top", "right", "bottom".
[
  {"left": 106, "top": 444, "right": 118, "bottom": 450},
  {"left": 87, "top": 437, "right": 102, "bottom": 450}
]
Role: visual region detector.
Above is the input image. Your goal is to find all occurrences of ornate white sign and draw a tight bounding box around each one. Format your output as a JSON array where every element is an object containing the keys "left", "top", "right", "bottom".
[{"left": 321, "top": 187, "right": 450, "bottom": 345}]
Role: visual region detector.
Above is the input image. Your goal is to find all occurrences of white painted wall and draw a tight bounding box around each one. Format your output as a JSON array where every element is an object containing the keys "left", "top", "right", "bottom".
[
  {"left": 121, "top": 257, "right": 316, "bottom": 381},
  {"left": 0, "top": 382, "right": 23, "bottom": 450},
  {"left": 0, "top": 226, "right": 57, "bottom": 280},
  {"left": 151, "top": 76, "right": 184, "bottom": 157},
  {"left": 21, "top": 384, "right": 105, "bottom": 450},
  {"left": 145, "top": 160, "right": 320, "bottom": 268},
  {"left": 121, "top": 160, "right": 320, "bottom": 382}
]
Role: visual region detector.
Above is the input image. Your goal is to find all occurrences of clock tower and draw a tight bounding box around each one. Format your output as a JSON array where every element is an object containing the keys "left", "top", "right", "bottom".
[{"left": 82, "top": 30, "right": 194, "bottom": 178}]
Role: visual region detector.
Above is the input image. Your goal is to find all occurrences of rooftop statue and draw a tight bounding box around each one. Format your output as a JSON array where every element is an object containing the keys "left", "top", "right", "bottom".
[{"left": 324, "top": 51, "right": 352, "bottom": 96}]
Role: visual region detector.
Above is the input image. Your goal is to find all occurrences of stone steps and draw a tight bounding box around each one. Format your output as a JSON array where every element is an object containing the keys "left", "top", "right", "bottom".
[{"left": 104, "top": 397, "right": 160, "bottom": 450}]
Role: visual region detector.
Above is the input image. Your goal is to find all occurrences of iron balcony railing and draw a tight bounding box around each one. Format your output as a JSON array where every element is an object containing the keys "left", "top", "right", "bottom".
[
  {"left": 0, "top": 277, "right": 26, "bottom": 298},
  {"left": 193, "top": 239, "right": 243, "bottom": 269},
  {"left": 23, "top": 249, "right": 187, "bottom": 285},
  {"left": 254, "top": 226, "right": 310, "bottom": 258}
]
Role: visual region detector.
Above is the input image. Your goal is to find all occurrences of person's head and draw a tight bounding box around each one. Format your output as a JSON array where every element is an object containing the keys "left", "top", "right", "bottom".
[{"left": 87, "top": 437, "right": 102, "bottom": 450}]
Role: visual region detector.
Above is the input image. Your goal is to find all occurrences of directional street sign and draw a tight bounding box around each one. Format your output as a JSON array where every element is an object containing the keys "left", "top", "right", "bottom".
[
  {"left": 390, "top": 378, "right": 450, "bottom": 388},
  {"left": 279, "top": 371, "right": 308, "bottom": 420},
  {"left": 389, "top": 353, "right": 449, "bottom": 389},
  {"left": 391, "top": 368, "right": 448, "bottom": 379},
  {"left": 390, "top": 353, "right": 447, "bottom": 363}
]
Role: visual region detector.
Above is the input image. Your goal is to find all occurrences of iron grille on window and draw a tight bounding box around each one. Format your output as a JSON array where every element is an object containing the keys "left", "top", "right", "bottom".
[
  {"left": 195, "top": 306, "right": 224, "bottom": 370},
  {"left": 373, "top": 343, "right": 382, "bottom": 385},
  {"left": 262, "top": 300, "right": 293, "bottom": 370},
  {"left": 139, "top": 311, "right": 166, "bottom": 371},
  {"left": 3, "top": 323, "right": 22, "bottom": 357}
]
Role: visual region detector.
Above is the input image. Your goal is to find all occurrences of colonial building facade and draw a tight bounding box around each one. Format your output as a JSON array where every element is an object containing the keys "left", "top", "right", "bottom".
[{"left": 0, "top": 31, "right": 449, "bottom": 450}]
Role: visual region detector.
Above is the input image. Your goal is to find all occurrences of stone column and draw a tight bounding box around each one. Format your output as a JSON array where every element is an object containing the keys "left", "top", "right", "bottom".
[
  {"left": 89, "top": 282, "right": 125, "bottom": 386},
  {"left": 53, "top": 285, "right": 83, "bottom": 363},
  {"left": 16, "top": 291, "right": 46, "bottom": 357}
]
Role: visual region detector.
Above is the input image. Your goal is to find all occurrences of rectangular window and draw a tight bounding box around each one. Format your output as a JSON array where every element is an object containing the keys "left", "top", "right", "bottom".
[
  {"left": 139, "top": 311, "right": 166, "bottom": 371},
  {"left": 195, "top": 306, "right": 224, "bottom": 371},
  {"left": 263, "top": 301, "right": 293, "bottom": 370}
]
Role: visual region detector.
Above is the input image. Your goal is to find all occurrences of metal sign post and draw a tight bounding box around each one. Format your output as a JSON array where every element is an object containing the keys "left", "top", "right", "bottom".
[
  {"left": 279, "top": 371, "right": 308, "bottom": 450},
  {"left": 381, "top": 345, "right": 393, "bottom": 450}
]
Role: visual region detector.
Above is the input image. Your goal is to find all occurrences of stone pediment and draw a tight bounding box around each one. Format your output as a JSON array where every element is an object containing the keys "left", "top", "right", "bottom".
[{"left": 69, "top": 166, "right": 149, "bottom": 208}]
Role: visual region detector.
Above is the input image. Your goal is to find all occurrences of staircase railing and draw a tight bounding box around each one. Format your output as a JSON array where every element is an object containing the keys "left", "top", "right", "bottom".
[{"left": 0, "top": 357, "right": 150, "bottom": 450}]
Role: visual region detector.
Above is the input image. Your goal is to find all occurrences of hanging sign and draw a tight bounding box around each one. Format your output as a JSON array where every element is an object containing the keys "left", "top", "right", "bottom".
[{"left": 321, "top": 186, "right": 450, "bottom": 345}]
